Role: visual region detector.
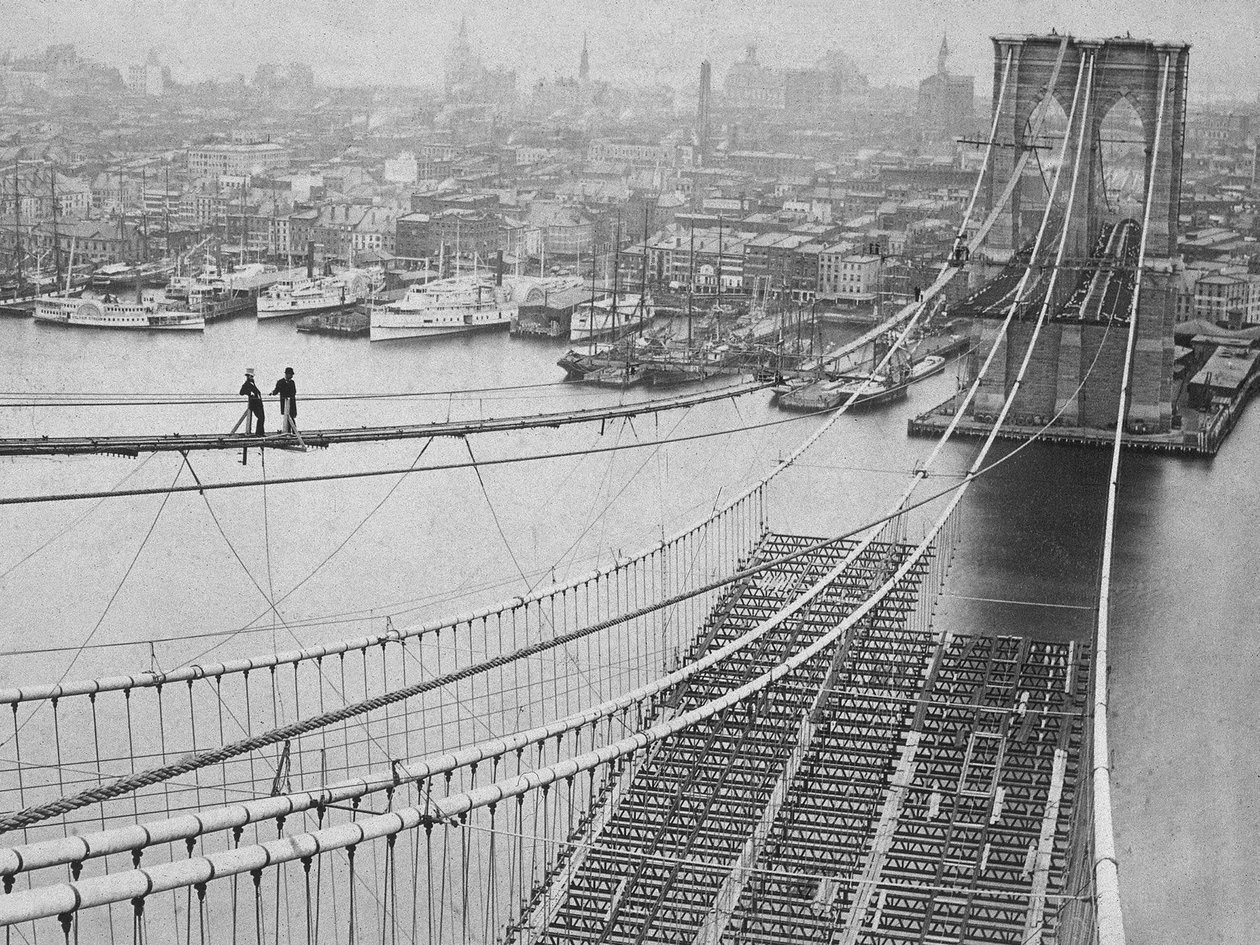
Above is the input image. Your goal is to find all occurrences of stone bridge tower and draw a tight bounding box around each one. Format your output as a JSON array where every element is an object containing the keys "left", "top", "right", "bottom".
[{"left": 969, "top": 35, "right": 1190, "bottom": 436}]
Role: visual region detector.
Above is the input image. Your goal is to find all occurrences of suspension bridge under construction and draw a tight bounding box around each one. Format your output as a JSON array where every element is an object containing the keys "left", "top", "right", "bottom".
[{"left": 0, "top": 32, "right": 1197, "bottom": 945}]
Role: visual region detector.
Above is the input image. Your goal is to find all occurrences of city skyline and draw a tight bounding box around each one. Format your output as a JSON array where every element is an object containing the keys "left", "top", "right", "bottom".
[{"left": 6, "top": 0, "right": 1258, "bottom": 99}]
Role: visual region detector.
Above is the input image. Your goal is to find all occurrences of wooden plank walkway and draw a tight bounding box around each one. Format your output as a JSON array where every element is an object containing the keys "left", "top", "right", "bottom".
[{"left": 0, "top": 381, "right": 769, "bottom": 458}]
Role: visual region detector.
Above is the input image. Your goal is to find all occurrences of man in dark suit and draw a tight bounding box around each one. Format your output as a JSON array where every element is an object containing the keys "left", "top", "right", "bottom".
[{"left": 271, "top": 367, "right": 297, "bottom": 433}]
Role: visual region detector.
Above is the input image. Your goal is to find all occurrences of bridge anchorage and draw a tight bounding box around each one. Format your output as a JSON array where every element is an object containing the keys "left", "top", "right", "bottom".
[{"left": 0, "top": 29, "right": 1173, "bottom": 945}]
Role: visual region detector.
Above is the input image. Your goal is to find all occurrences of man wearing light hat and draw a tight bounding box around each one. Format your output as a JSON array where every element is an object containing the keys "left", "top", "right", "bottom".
[
  {"left": 240, "top": 367, "right": 265, "bottom": 436},
  {"left": 271, "top": 367, "right": 297, "bottom": 434}
]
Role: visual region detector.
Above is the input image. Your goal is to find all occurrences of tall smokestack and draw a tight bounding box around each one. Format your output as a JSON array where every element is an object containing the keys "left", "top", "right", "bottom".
[
  {"left": 697, "top": 60, "right": 712, "bottom": 166},
  {"left": 495, "top": 249, "right": 503, "bottom": 286},
  {"left": 306, "top": 240, "right": 314, "bottom": 278}
]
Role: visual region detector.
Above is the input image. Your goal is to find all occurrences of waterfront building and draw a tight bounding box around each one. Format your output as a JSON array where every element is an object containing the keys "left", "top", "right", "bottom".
[
  {"left": 395, "top": 208, "right": 502, "bottom": 263},
  {"left": 288, "top": 204, "right": 399, "bottom": 261},
  {"left": 818, "top": 252, "right": 880, "bottom": 304},
  {"left": 816, "top": 241, "right": 856, "bottom": 298},
  {"left": 525, "top": 201, "right": 595, "bottom": 258},
  {"left": 742, "top": 232, "right": 815, "bottom": 299},
  {"left": 644, "top": 225, "right": 753, "bottom": 295},
  {"left": 1174, "top": 270, "right": 1260, "bottom": 327},
  {"left": 27, "top": 219, "right": 142, "bottom": 264}
]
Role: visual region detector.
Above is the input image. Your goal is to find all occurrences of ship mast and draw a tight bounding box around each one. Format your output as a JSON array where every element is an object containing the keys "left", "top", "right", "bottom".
[
  {"left": 164, "top": 165, "right": 171, "bottom": 261},
  {"left": 586, "top": 254, "right": 596, "bottom": 356},
  {"left": 141, "top": 167, "right": 149, "bottom": 263},
  {"left": 116, "top": 165, "right": 126, "bottom": 264},
  {"left": 638, "top": 204, "right": 648, "bottom": 332},
  {"left": 13, "top": 154, "right": 22, "bottom": 290},
  {"left": 50, "top": 160, "right": 61, "bottom": 291},
  {"left": 687, "top": 218, "right": 695, "bottom": 349},
  {"left": 270, "top": 178, "right": 277, "bottom": 262},
  {"left": 715, "top": 213, "right": 723, "bottom": 314},
  {"left": 611, "top": 212, "right": 620, "bottom": 343},
  {"left": 238, "top": 174, "right": 246, "bottom": 265}
]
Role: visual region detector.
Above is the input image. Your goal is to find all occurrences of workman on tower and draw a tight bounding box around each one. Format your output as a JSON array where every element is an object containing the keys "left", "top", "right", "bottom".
[{"left": 271, "top": 367, "right": 298, "bottom": 434}]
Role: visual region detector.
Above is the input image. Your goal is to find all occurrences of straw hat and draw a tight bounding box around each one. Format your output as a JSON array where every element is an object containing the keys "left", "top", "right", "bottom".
[{"left": 245, "top": 367, "right": 255, "bottom": 376}]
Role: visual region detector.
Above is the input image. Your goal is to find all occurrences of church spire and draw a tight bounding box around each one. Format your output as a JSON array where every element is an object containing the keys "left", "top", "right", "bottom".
[
  {"left": 579, "top": 33, "right": 590, "bottom": 82},
  {"left": 937, "top": 35, "right": 950, "bottom": 74}
]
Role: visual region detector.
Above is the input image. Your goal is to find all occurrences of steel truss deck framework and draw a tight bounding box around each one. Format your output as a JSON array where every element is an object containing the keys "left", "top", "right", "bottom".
[{"left": 528, "top": 533, "right": 1091, "bottom": 945}]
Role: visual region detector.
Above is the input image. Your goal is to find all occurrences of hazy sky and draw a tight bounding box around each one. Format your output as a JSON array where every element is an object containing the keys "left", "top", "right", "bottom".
[{"left": 8, "top": 0, "right": 1258, "bottom": 99}]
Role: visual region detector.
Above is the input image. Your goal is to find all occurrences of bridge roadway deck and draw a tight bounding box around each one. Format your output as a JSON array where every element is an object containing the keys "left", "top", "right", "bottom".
[
  {"left": 528, "top": 532, "right": 1092, "bottom": 945},
  {"left": 0, "top": 380, "right": 769, "bottom": 458}
]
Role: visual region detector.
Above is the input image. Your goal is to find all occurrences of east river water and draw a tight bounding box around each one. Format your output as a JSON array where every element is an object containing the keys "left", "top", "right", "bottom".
[{"left": 0, "top": 313, "right": 1253, "bottom": 941}]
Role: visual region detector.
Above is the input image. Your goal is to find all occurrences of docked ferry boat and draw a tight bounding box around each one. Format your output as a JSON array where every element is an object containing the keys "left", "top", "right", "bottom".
[
  {"left": 369, "top": 275, "right": 518, "bottom": 342},
  {"left": 33, "top": 295, "right": 205, "bottom": 331},
  {"left": 258, "top": 269, "right": 378, "bottom": 319}
]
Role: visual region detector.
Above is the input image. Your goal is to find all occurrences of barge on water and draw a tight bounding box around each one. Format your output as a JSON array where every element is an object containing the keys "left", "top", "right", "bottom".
[
  {"left": 777, "top": 354, "right": 945, "bottom": 412},
  {"left": 297, "top": 311, "right": 370, "bottom": 337}
]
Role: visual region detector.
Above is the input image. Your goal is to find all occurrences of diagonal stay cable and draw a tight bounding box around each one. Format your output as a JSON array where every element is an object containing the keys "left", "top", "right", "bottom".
[
  {"left": 464, "top": 437, "right": 531, "bottom": 594},
  {"left": 183, "top": 452, "right": 292, "bottom": 634},
  {"left": 176, "top": 439, "right": 435, "bottom": 669},
  {"left": 463, "top": 435, "right": 615, "bottom": 708}
]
